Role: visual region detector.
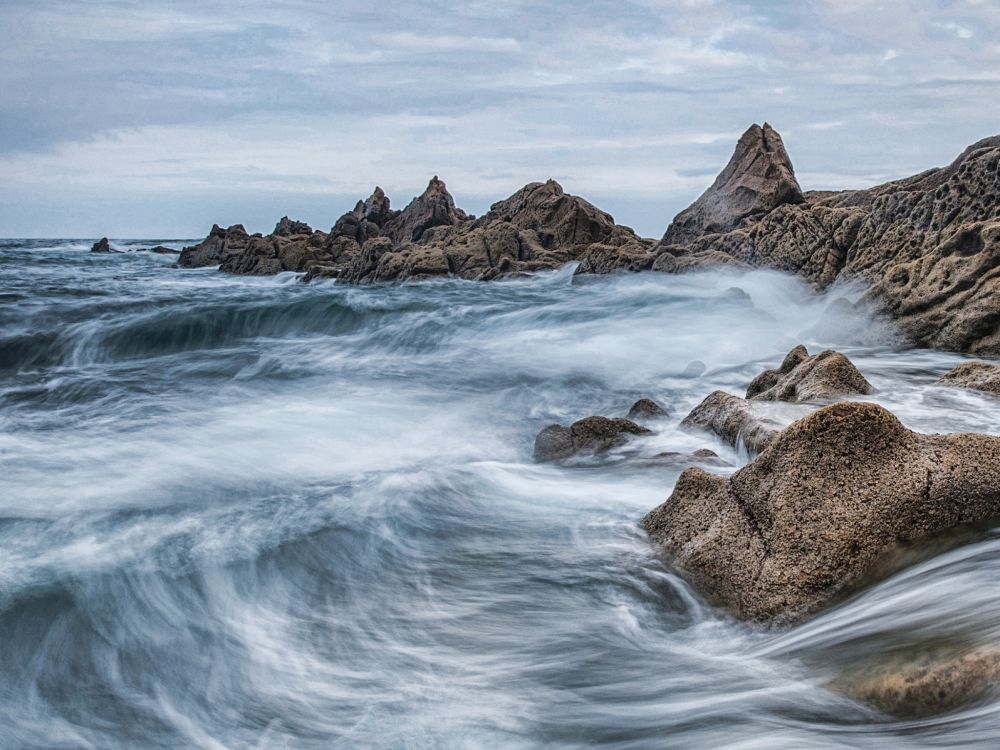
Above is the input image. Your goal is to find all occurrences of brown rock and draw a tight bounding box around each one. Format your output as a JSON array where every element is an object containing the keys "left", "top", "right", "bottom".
[
  {"left": 662, "top": 123, "right": 803, "bottom": 246},
  {"left": 833, "top": 644, "right": 1000, "bottom": 718},
  {"left": 937, "top": 361, "right": 1000, "bottom": 395},
  {"left": 272, "top": 216, "right": 313, "bottom": 236},
  {"left": 679, "top": 390, "right": 781, "bottom": 454},
  {"left": 746, "top": 345, "right": 873, "bottom": 403},
  {"left": 626, "top": 398, "right": 669, "bottom": 421},
  {"left": 643, "top": 401, "right": 1000, "bottom": 622},
  {"left": 534, "top": 416, "right": 651, "bottom": 462}
]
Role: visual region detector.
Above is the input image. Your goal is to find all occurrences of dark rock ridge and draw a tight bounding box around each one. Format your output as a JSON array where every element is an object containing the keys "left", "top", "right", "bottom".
[
  {"left": 578, "top": 124, "right": 1000, "bottom": 355},
  {"left": 180, "top": 177, "right": 652, "bottom": 282},
  {"left": 642, "top": 401, "right": 1000, "bottom": 623},
  {"left": 937, "top": 361, "right": 1000, "bottom": 395},
  {"left": 90, "top": 238, "right": 111, "bottom": 253},
  {"left": 746, "top": 345, "right": 873, "bottom": 403},
  {"left": 534, "top": 416, "right": 651, "bottom": 462}
]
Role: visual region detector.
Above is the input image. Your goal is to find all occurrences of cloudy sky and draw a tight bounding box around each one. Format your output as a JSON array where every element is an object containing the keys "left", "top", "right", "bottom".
[{"left": 2, "top": 0, "right": 999, "bottom": 238}]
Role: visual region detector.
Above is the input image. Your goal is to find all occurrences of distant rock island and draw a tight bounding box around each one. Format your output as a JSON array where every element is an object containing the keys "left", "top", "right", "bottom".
[{"left": 177, "top": 124, "right": 1000, "bottom": 355}]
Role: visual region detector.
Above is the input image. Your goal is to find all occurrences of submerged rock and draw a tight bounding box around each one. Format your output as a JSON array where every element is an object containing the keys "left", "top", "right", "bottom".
[
  {"left": 653, "top": 448, "right": 728, "bottom": 468},
  {"left": 643, "top": 401, "right": 1000, "bottom": 623},
  {"left": 679, "top": 390, "right": 781, "bottom": 454},
  {"left": 937, "top": 361, "right": 1000, "bottom": 395},
  {"left": 746, "top": 345, "right": 874, "bottom": 403},
  {"left": 144, "top": 245, "right": 178, "bottom": 254},
  {"left": 534, "top": 416, "right": 651, "bottom": 462},
  {"left": 833, "top": 644, "right": 1000, "bottom": 718},
  {"left": 90, "top": 237, "right": 111, "bottom": 253}
]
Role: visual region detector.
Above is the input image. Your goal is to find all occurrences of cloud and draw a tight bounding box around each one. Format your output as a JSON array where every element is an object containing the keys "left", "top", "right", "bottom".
[{"left": 1, "top": 0, "right": 1000, "bottom": 237}]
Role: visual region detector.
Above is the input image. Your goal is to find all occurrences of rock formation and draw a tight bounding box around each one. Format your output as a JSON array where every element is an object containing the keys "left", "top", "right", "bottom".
[
  {"left": 534, "top": 416, "right": 651, "bottom": 462},
  {"left": 746, "top": 345, "right": 873, "bottom": 403},
  {"left": 626, "top": 398, "right": 669, "bottom": 421},
  {"left": 181, "top": 177, "right": 651, "bottom": 283},
  {"left": 937, "top": 361, "right": 1000, "bottom": 395},
  {"left": 578, "top": 125, "right": 1000, "bottom": 355},
  {"left": 642, "top": 401, "right": 1000, "bottom": 623},
  {"left": 90, "top": 237, "right": 111, "bottom": 253},
  {"left": 679, "top": 390, "right": 781, "bottom": 454}
]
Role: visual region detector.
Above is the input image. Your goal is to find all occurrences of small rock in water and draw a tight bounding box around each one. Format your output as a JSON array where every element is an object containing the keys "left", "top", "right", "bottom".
[
  {"left": 90, "top": 237, "right": 112, "bottom": 253},
  {"left": 746, "top": 345, "right": 873, "bottom": 403},
  {"left": 681, "top": 360, "right": 707, "bottom": 378},
  {"left": 626, "top": 398, "right": 669, "bottom": 421},
  {"left": 533, "top": 416, "right": 651, "bottom": 462},
  {"left": 937, "top": 361, "right": 1000, "bottom": 395},
  {"left": 680, "top": 390, "right": 781, "bottom": 455}
]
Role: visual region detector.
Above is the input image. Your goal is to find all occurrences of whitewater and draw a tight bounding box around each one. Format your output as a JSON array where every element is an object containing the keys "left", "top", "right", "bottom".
[{"left": 3, "top": 239, "right": 1000, "bottom": 748}]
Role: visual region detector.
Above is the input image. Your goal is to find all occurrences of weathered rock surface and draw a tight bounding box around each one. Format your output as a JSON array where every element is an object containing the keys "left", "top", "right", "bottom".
[
  {"left": 680, "top": 390, "right": 781, "bottom": 454},
  {"left": 183, "top": 176, "right": 650, "bottom": 284},
  {"left": 653, "top": 448, "right": 728, "bottom": 468},
  {"left": 534, "top": 416, "right": 651, "bottom": 462},
  {"left": 937, "top": 361, "right": 1000, "bottom": 395},
  {"left": 144, "top": 245, "right": 178, "bottom": 254},
  {"left": 626, "top": 398, "right": 669, "bottom": 421},
  {"left": 662, "top": 123, "right": 803, "bottom": 246},
  {"left": 833, "top": 644, "right": 1000, "bottom": 718},
  {"left": 90, "top": 238, "right": 111, "bottom": 253},
  {"left": 580, "top": 125, "right": 1000, "bottom": 355},
  {"left": 643, "top": 401, "right": 1000, "bottom": 623},
  {"left": 746, "top": 345, "right": 874, "bottom": 403}
]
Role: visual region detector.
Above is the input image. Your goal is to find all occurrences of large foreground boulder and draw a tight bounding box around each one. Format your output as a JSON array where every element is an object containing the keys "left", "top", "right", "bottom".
[
  {"left": 746, "top": 345, "right": 873, "bottom": 403},
  {"left": 937, "top": 361, "right": 1000, "bottom": 395},
  {"left": 643, "top": 401, "right": 1000, "bottom": 623}
]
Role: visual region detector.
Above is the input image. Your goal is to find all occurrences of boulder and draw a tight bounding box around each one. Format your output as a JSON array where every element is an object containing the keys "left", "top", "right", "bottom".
[
  {"left": 90, "top": 237, "right": 111, "bottom": 253},
  {"left": 937, "top": 361, "right": 1000, "bottom": 395},
  {"left": 534, "top": 416, "right": 651, "bottom": 462},
  {"left": 680, "top": 390, "right": 781, "bottom": 454},
  {"left": 833, "top": 645, "right": 1000, "bottom": 718},
  {"left": 746, "top": 345, "right": 874, "bottom": 403},
  {"left": 626, "top": 398, "right": 669, "bottom": 421},
  {"left": 662, "top": 123, "right": 804, "bottom": 246},
  {"left": 643, "top": 401, "right": 1000, "bottom": 622}
]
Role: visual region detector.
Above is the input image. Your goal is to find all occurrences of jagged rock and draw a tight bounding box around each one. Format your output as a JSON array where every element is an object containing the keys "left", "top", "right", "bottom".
[
  {"left": 382, "top": 176, "right": 467, "bottom": 245},
  {"left": 626, "top": 398, "right": 669, "bottom": 421},
  {"left": 746, "top": 345, "right": 874, "bottom": 403},
  {"left": 833, "top": 644, "right": 1000, "bottom": 718},
  {"left": 643, "top": 401, "right": 1000, "bottom": 622},
  {"left": 90, "top": 237, "right": 111, "bottom": 253},
  {"left": 575, "top": 241, "right": 655, "bottom": 275},
  {"left": 178, "top": 223, "right": 332, "bottom": 275},
  {"left": 534, "top": 416, "right": 651, "bottom": 462},
  {"left": 272, "top": 217, "right": 313, "bottom": 236},
  {"left": 680, "top": 390, "right": 781, "bottom": 454},
  {"left": 937, "top": 361, "right": 1000, "bottom": 395},
  {"left": 662, "top": 123, "right": 803, "bottom": 246}
]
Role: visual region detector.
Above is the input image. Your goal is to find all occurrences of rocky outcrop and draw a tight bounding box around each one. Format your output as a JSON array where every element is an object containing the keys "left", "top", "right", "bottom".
[
  {"left": 662, "top": 123, "right": 803, "bottom": 246},
  {"left": 177, "top": 223, "right": 331, "bottom": 275},
  {"left": 534, "top": 416, "right": 651, "bottom": 462},
  {"left": 144, "top": 245, "right": 178, "bottom": 254},
  {"left": 937, "top": 361, "right": 1000, "bottom": 395},
  {"left": 653, "top": 448, "right": 727, "bottom": 468},
  {"left": 90, "top": 238, "right": 111, "bottom": 253},
  {"left": 581, "top": 125, "right": 1000, "bottom": 355},
  {"left": 679, "top": 390, "right": 781, "bottom": 454},
  {"left": 185, "top": 177, "right": 649, "bottom": 283},
  {"left": 643, "top": 401, "right": 1000, "bottom": 623},
  {"left": 746, "top": 345, "right": 873, "bottom": 403},
  {"left": 272, "top": 217, "right": 312, "bottom": 237}
]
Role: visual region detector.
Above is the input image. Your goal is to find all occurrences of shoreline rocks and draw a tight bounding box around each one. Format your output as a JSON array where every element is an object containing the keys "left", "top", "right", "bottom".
[
  {"left": 937, "top": 361, "right": 1000, "bottom": 395},
  {"left": 746, "top": 345, "right": 873, "bottom": 403},
  {"left": 534, "top": 416, "right": 651, "bottom": 462},
  {"left": 642, "top": 401, "right": 1000, "bottom": 623},
  {"left": 680, "top": 390, "right": 781, "bottom": 455}
]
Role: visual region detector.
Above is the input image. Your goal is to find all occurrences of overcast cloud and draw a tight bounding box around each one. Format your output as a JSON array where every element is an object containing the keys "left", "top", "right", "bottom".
[{"left": 2, "top": 0, "right": 999, "bottom": 237}]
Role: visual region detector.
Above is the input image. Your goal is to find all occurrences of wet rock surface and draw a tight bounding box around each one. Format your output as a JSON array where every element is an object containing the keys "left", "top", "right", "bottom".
[
  {"left": 746, "top": 345, "right": 874, "bottom": 403},
  {"left": 90, "top": 237, "right": 111, "bottom": 253},
  {"left": 680, "top": 390, "right": 781, "bottom": 454},
  {"left": 643, "top": 401, "right": 1000, "bottom": 623},
  {"left": 937, "top": 361, "right": 1000, "bottom": 395},
  {"left": 534, "top": 416, "right": 651, "bottom": 462},
  {"left": 626, "top": 398, "right": 669, "bottom": 421}
]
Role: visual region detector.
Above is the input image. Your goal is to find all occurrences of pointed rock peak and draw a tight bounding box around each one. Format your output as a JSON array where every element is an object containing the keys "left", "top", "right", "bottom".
[
  {"left": 272, "top": 216, "right": 312, "bottom": 236},
  {"left": 663, "top": 122, "right": 804, "bottom": 246},
  {"left": 383, "top": 176, "right": 467, "bottom": 244},
  {"left": 362, "top": 185, "right": 392, "bottom": 226},
  {"left": 422, "top": 175, "right": 450, "bottom": 197}
]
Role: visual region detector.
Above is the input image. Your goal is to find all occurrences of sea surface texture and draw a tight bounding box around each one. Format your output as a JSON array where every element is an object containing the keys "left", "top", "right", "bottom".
[{"left": 3, "top": 239, "right": 1000, "bottom": 749}]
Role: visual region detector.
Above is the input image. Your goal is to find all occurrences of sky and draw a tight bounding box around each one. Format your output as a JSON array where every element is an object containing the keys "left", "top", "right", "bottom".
[{"left": 1, "top": 0, "right": 999, "bottom": 239}]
